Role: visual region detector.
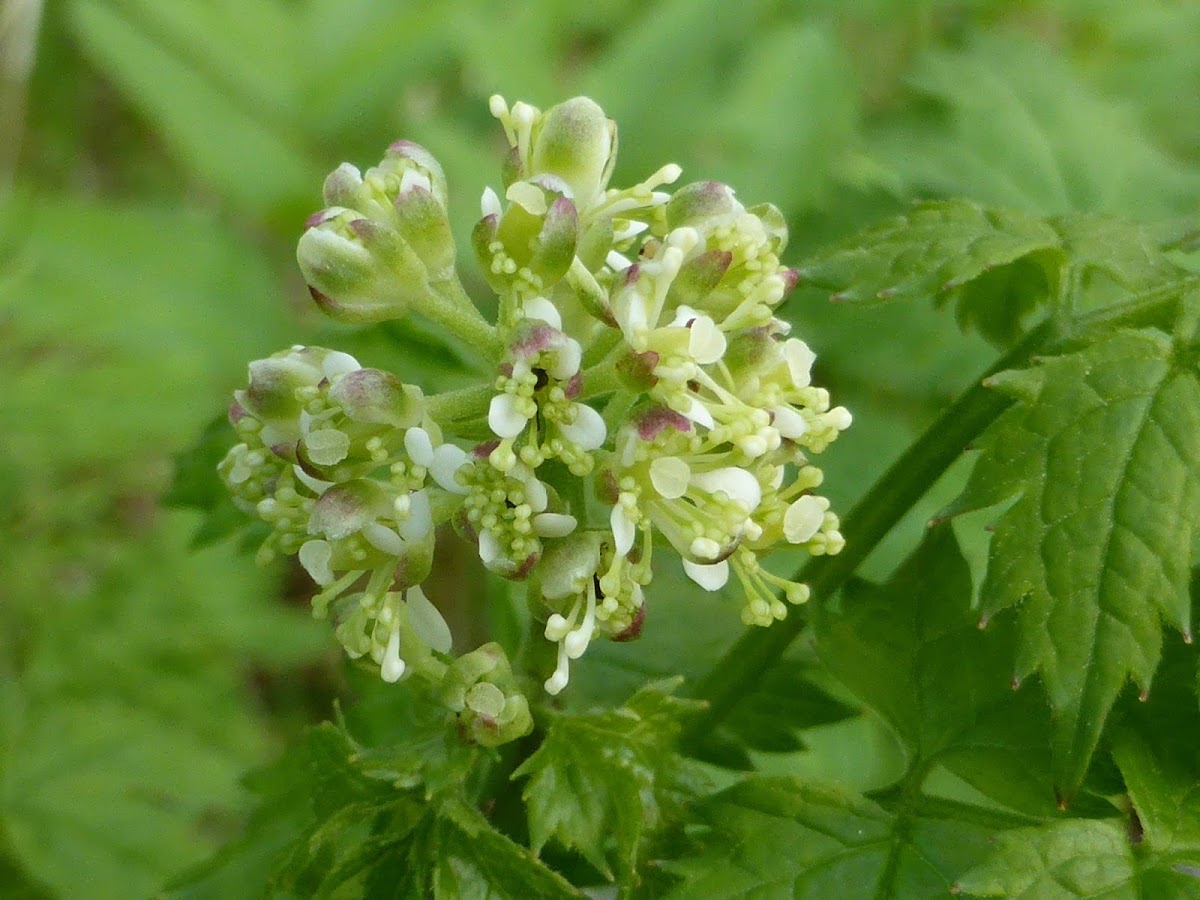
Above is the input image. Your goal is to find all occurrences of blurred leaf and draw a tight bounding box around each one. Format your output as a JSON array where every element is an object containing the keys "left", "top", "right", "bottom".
[
  {"left": 66, "top": 0, "right": 319, "bottom": 214},
  {"left": 796, "top": 198, "right": 1060, "bottom": 303},
  {"left": 514, "top": 680, "right": 700, "bottom": 881},
  {"left": 872, "top": 34, "right": 1200, "bottom": 217},
  {"left": 948, "top": 328, "right": 1200, "bottom": 799}
]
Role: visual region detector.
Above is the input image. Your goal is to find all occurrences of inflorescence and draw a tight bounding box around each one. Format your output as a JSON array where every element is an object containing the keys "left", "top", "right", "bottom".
[{"left": 219, "top": 95, "right": 850, "bottom": 746}]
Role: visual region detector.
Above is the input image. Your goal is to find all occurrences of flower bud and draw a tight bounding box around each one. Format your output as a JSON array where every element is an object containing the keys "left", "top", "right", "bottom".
[
  {"left": 441, "top": 643, "right": 533, "bottom": 747},
  {"left": 666, "top": 181, "right": 739, "bottom": 232},
  {"left": 531, "top": 97, "right": 617, "bottom": 205},
  {"left": 298, "top": 209, "right": 429, "bottom": 324},
  {"left": 327, "top": 368, "right": 425, "bottom": 427}
]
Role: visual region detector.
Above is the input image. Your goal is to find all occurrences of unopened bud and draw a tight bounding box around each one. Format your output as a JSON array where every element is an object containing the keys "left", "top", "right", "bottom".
[
  {"left": 298, "top": 209, "right": 429, "bottom": 324},
  {"left": 531, "top": 96, "right": 617, "bottom": 205}
]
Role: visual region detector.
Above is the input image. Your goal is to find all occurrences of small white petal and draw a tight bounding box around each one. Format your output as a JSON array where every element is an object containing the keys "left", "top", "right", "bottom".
[
  {"left": 304, "top": 428, "right": 351, "bottom": 466},
  {"left": 293, "top": 465, "right": 335, "bottom": 496},
  {"left": 478, "top": 529, "right": 502, "bottom": 565},
  {"left": 560, "top": 403, "right": 606, "bottom": 451},
  {"left": 692, "top": 466, "right": 761, "bottom": 510},
  {"left": 784, "top": 495, "right": 825, "bottom": 543},
  {"left": 404, "top": 427, "right": 435, "bottom": 466},
  {"left": 380, "top": 626, "right": 405, "bottom": 683},
  {"left": 611, "top": 504, "right": 636, "bottom": 556},
  {"left": 298, "top": 539, "right": 335, "bottom": 586},
  {"left": 481, "top": 185, "right": 502, "bottom": 218},
  {"left": 683, "top": 558, "right": 729, "bottom": 591},
  {"left": 688, "top": 315, "right": 727, "bottom": 365},
  {"left": 548, "top": 337, "right": 583, "bottom": 381},
  {"left": 669, "top": 304, "right": 702, "bottom": 327},
  {"left": 784, "top": 339, "right": 816, "bottom": 388},
  {"left": 773, "top": 405, "right": 808, "bottom": 439},
  {"left": 363, "top": 521, "right": 404, "bottom": 556},
  {"left": 522, "top": 296, "right": 562, "bottom": 330},
  {"left": 406, "top": 585, "right": 453, "bottom": 653},
  {"left": 523, "top": 475, "right": 548, "bottom": 513},
  {"left": 613, "top": 219, "right": 649, "bottom": 242},
  {"left": 606, "top": 249, "right": 631, "bottom": 271},
  {"left": 399, "top": 168, "right": 432, "bottom": 195},
  {"left": 321, "top": 351, "right": 362, "bottom": 380},
  {"left": 488, "top": 394, "right": 530, "bottom": 439},
  {"left": 506, "top": 181, "right": 547, "bottom": 215},
  {"left": 649, "top": 457, "right": 691, "bottom": 500},
  {"left": 399, "top": 489, "right": 433, "bottom": 542},
  {"left": 682, "top": 397, "right": 715, "bottom": 429},
  {"left": 533, "top": 512, "right": 577, "bottom": 538},
  {"left": 430, "top": 443, "right": 469, "bottom": 494}
]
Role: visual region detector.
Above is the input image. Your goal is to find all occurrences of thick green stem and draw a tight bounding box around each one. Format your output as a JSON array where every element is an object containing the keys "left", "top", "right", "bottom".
[
  {"left": 681, "top": 323, "right": 1054, "bottom": 747},
  {"left": 418, "top": 277, "right": 503, "bottom": 361}
]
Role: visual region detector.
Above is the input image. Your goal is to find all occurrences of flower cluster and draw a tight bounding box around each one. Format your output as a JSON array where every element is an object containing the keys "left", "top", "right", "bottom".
[{"left": 219, "top": 95, "right": 849, "bottom": 741}]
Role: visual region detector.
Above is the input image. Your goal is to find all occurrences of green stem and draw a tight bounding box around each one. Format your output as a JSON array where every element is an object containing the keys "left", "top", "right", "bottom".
[
  {"left": 418, "top": 277, "right": 503, "bottom": 361},
  {"left": 681, "top": 322, "right": 1055, "bottom": 747}
]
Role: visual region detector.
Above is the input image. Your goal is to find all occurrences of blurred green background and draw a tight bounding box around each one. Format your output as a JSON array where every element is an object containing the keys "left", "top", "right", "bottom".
[{"left": 3, "top": 0, "right": 1199, "bottom": 895}]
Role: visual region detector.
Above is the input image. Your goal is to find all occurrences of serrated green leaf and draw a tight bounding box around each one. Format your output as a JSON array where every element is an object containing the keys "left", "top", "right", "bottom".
[
  {"left": 797, "top": 199, "right": 1062, "bottom": 305},
  {"left": 950, "top": 328, "right": 1200, "bottom": 798},
  {"left": 1113, "top": 733, "right": 1200, "bottom": 869},
  {"left": 513, "top": 680, "right": 699, "bottom": 881},
  {"left": 953, "top": 820, "right": 1136, "bottom": 899},
  {"left": 660, "top": 776, "right": 998, "bottom": 899},
  {"left": 815, "top": 527, "right": 1059, "bottom": 816}
]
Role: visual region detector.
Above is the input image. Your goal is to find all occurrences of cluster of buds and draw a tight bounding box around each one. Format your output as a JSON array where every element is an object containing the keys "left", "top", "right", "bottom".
[{"left": 219, "top": 94, "right": 849, "bottom": 739}]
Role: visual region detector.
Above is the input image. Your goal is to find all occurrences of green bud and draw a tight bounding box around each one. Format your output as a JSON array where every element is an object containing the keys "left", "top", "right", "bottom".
[
  {"left": 392, "top": 185, "right": 456, "bottom": 282},
  {"left": 669, "top": 248, "right": 733, "bottom": 309},
  {"left": 531, "top": 97, "right": 617, "bottom": 204},
  {"left": 528, "top": 196, "right": 578, "bottom": 285},
  {"left": 308, "top": 479, "right": 390, "bottom": 540},
  {"left": 328, "top": 369, "right": 425, "bottom": 427},
  {"left": 440, "top": 642, "right": 533, "bottom": 747},
  {"left": 298, "top": 209, "right": 429, "bottom": 324},
  {"left": 666, "top": 180, "right": 738, "bottom": 231}
]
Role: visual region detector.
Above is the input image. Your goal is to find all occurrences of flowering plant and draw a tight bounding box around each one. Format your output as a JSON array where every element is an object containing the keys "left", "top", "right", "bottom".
[{"left": 220, "top": 95, "right": 850, "bottom": 740}]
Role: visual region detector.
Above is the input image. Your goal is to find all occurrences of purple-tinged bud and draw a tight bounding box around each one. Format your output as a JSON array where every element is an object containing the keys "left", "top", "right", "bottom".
[
  {"left": 297, "top": 209, "right": 429, "bottom": 324},
  {"left": 616, "top": 349, "right": 660, "bottom": 390},
  {"left": 529, "top": 196, "right": 579, "bottom": 285},
  {"left": 327, "top": 368, "right": 425, "bottom": 427},
  {"left": 634, "top": 405, "right": 693, "bottom": 442},
  {"left": 500, "top": 145, "right": 523, "bottom": 189},
  {"left": 242, "top": 355, "right": 321, "bottom": 421},
  {"left": 666, "top": 181, "right": 738, "bottom": 231},
  {"left": 392, "top": 185, "right": 456, "bottom": 281},
  {"left": 384, "top": 140, "right": 449, "bottom": 208},
  {"left": 322, "top": 163, "right": 364, "bottom": 208},
  {"left": 531, "top": 96, "right": 617, "bottom": 205},
  {"left": 670, "top": 249, "right": 733, "bottom": 308},
  {"left": 596, "top": 468, "right": 620, "bottom": 505},
  {"left": 611, "top": 603, "right": 646, "bottom": 642},
  {"left": 308, "top": 479, "right": 390, "bottom": 540}
]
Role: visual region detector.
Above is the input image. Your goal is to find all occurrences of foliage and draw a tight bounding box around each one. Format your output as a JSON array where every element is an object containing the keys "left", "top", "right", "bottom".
[{"left": 6, "top": 1, "right": 1200, "bottom": 898}]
